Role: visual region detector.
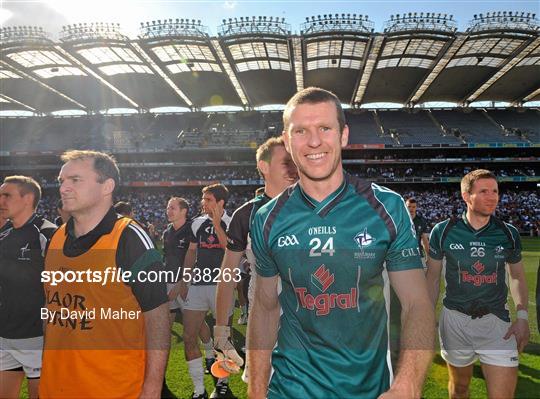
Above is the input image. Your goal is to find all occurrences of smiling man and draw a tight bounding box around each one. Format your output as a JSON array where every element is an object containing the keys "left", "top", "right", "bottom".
[
  {"left": 247, "top": 87, "right": 435, "bottom": 399},
  {"left": 426, "top": 169, "right": 529, "bottom": 399}
]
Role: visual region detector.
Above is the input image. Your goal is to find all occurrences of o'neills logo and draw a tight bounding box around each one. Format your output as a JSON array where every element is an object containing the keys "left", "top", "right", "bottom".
[
  {"left": 461, "top": 261, "right": 496, "bottom": 286},
  {"left": 295, "top": 265, "right": 357, "bottom": 316}
]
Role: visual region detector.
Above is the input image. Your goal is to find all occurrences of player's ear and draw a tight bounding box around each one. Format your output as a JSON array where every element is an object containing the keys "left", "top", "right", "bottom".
[
  {"left": 282, "top": 130, "right": 291, "bottom": 154},
  {"left": 257, "top": 159, "right": 270, "bottom": 176},
  {"left": 22, "top": 192, "right": 34, "bottom": 209},
  {"left": 340, "top": 124, "right": 349, "bottom": 148},
  {"left": 102, "top": 177, "right": 115, "bottom": 197},
  {"left": 462, "top": 191, "right": 470, "bottom": 204}
]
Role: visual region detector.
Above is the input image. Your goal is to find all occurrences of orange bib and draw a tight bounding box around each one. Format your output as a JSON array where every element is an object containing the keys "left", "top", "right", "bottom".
[{"left": 39, "top": 218, "right": 145, "bottom": 398}]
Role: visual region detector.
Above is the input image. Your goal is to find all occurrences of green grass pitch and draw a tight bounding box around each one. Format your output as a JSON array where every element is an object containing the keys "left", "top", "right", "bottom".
[{"left": 19, "top": 238, "right": 539, "bottom": 398}]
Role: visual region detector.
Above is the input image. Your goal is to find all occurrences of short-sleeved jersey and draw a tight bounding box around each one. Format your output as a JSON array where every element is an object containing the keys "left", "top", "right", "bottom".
[
  {"left": 251, "top": 174, "right": 423, "bottom": 399},
  {"left": 0, "top": 214, "right": 56, "bottom": 339},
  {"left": 162, "top": 221, "right": 191, "bottom": 277},
  {"left": 227, "top": 193, "right": 271, "bottom": 266},
  {"left": 429, "top": 213, "right": 522, "bottom": 322},
  {"left": 190, "top": 213, "right": 231, "bottom": 286},
  {"left": 412, "top": 214, "right": 429, "bottom": 255}
]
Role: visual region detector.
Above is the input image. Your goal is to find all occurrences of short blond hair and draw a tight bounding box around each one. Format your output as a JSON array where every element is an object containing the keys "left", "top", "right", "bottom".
[
  {"left": 61, "top": 150, "right": 120, "bottom": 192},
  {"left": 255, "top": 136, "right": 285, "bottom": 178},
  {"left": 461, "top": 169, "right": 497, "bottom": 194}
]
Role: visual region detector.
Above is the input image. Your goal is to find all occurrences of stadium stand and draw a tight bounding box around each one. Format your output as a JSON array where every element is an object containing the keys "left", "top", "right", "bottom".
[
  {"left": 2, "top": 109, "right": 538, "bottom": 152},
  {"left": 378, "top": 110, "right": 461, "bottom": 145},
  {"left": 431, "top": 109, "right": 530, "bottom": 143}
]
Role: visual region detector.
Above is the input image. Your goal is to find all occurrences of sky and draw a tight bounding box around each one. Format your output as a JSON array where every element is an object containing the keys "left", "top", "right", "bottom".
[{"left": 1, "top": 0, "right": 539, "bottom": 39}]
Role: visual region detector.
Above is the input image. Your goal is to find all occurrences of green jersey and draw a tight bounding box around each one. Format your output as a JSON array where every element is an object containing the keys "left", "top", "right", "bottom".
[
  {"left": 429, "top": 213, "right": 522, "bottom": 322},
  {"left": 251, "top": 173, "right": 423, "bottom": 399}
]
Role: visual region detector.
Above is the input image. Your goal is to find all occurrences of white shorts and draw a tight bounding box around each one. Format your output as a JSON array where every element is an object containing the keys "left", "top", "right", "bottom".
[
  {"left": 166, "top": 283, "right": 185, "bottom": 311},
  {"left": 439, "top": 306, "right": 518, "bottom": 368},
  {"left": 0, "top": 336, "right": 43, "bottom": 378},
  {"left": 183, "top": 284, "right": 236, "bottom": 318},
  {"left": 183, "top": 285, "right": 219, "bottom": 314}
]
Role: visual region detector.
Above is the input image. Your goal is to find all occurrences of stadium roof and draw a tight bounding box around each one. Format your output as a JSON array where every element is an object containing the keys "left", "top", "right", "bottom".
[{"left": 1, "top": 12, "right": 539, "bottom": 113}]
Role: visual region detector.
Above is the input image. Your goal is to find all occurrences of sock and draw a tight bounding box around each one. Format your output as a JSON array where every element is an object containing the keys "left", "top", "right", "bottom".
[
  {"left": 202, "top": 337, "right": 214, "bottom": 358},
  {"left": 187, "top": 358, "right": 205, "bottom": 395},
  {"left": 241, "top": 305, "right": 247, "bottom": 315}
]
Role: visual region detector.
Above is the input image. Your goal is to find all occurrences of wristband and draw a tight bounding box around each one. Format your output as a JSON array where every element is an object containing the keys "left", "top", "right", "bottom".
[{"left": 516, "top": 310, "right": 528, "bottom": 320}]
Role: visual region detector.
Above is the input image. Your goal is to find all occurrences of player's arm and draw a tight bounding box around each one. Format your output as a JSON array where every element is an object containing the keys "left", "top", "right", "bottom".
[
  {"left": 379, "top": 194, "right": 435, "bottom": 398},
  {"left": 216, "top": 205, "right": 250, "bottom": 326},
  {"left": 214, "top": 247, "right": 246, "bottom": 369},
  {"left": 173, "top": 242, "right": 197, "bottom": 300},
  {"left": 140, "top": 303, "right": 170, "bottom": 398},
  {"left": 248, "top": 205, "right": 280, "bottom": 399},
  {"left": 385, "top": 269, "right": 435, "bottom": 399},
  {"left": 425, "top": 257, "right": 443, "bottom": 306},
  {"left": 504, "top": 260, "right": 530, "bottom": 352},
  {"left": 118, "top": 223, "right": 170, "bottom": 398},
  {"left": 216, "top": 249, "right": 244, "bottom": 326},
  {"left": 214, "top": 204, "right": 251, "bottom": 367},
  {"left": 425, "top": 223, "right": 444, "bottom": 306},
  {"left": 421, "top": 233, "right": 429, "bottom": 258},
  {"left": 247, "top": 274, "right": 280, "bottom": 399}
]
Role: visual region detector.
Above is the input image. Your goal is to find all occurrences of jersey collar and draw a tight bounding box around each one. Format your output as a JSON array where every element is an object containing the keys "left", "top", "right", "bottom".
[
  {"left": 14, "top": 213, "right": 38, "bottom": 229},
  {"left": 461, "top": 211, "right": 493, "bottom": 235},
  {"left": 65, "top": 207, "right": 118, "bottom": 239},
  {"left": 297, "top": 173, "right": 349, "bottom": 217}
]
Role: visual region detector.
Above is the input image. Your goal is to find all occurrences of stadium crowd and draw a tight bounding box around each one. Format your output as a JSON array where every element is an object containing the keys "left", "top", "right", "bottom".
[
  {"left": 35, "top": 186, "right": 539, "bottom": 236},
  {"left": 8, "top": 164, "right": 537, "bottom": 187}
]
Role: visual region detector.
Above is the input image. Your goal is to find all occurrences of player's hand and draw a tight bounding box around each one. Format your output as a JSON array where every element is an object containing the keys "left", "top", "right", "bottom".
[
  {"left": 504, "top": 318, "right": 530, "bottom": 352},
  {"left": 210, "top": 201, "right": 224, "bottom": 226},
  {"left": 167, "top": 283, "right": 181, "bottom": 301},
  {"left": 379, "top": 389, "right": 411, "bottom": 399},
  {"left": 214, "top": 325, "right": 244, "bottom": 370},
  {"left": 179, "top": 281, "right": 189, "bottom": 301},
  {"left": 379, "top": 385, "right": 418, "bottom": 399},
  {"left": 138, "top": 383, "right": 161, "bottom": 399}
]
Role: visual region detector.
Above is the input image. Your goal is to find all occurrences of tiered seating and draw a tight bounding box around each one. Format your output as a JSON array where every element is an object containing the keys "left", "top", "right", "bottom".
[
  {"left": 347, "top": 111, "right": 394, "bottom": 145},
  {"left": 378, "top": 110, "right": 460, "bottom": 145}
]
